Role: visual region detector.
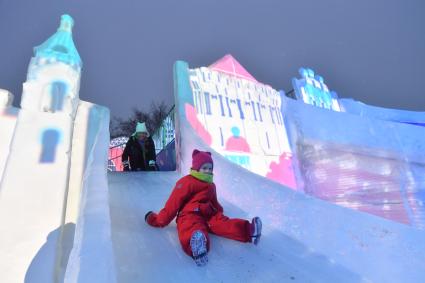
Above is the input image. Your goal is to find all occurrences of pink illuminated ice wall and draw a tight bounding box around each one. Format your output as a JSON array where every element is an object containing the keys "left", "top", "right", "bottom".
[{"left": 181, "top": 55, "right": 297, "bottom": 189}]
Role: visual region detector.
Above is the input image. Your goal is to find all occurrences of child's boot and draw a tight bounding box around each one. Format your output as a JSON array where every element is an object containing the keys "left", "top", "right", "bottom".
[
  {"left": 250, "top": 217, "right": 262, "bottom": 245},
  {"left": 190, "top": 230, "right": 208, "bottom": 266}
]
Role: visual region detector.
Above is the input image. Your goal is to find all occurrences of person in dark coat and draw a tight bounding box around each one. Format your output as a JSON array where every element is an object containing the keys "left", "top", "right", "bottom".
[{"left": 122, "top": 122, "right": 157, "bottom": 171}]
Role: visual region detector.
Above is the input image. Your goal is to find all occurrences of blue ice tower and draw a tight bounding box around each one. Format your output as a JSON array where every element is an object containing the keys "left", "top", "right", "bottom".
[
  {"left": 21, "top": 14, "right": 83, "bottom": 117},
  {"left": 292, "top": 68, "right": 340, "bottom": 111}
]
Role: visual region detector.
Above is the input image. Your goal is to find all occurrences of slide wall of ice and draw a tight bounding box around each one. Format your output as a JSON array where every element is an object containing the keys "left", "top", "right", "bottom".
[
  {"left": 173, "top": 60, "right": 425, "bottom": 283},
  {"left": 64, "top": 102, "right": 116, "bottom": 283},
  {"left": 178, "top": 57, "right": 425, "bottom": 228},
  {"left": 283, "top": 90, "right": 425, "bottom": 229}
]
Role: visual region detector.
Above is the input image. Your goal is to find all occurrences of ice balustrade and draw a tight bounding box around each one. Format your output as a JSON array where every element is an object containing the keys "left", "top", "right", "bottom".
[
  {"left": 108, "top": 137, "right": 129, "bottom": 171},
  {"left": 151, "top": 105, "right": 175, "bottom": 153}
]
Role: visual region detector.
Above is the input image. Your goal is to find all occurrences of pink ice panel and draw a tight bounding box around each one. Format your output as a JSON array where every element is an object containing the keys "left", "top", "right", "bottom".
[
  {"left": 225, "top": 136, "right": 251, "bottom": 153},
  {"left": 185, "top": 103, "right": 212, "bottom": 146},
  {"left": 209, "top": 54, "right": 258, "bottom": 82},
  {"left": 266, "top": 152, "right": 297, "bottom": 190}
]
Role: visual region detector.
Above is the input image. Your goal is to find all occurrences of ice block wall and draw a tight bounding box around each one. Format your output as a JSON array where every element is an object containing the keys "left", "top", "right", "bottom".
[{"left": 282, "top": 96, "right": 425, "bottom": 228}]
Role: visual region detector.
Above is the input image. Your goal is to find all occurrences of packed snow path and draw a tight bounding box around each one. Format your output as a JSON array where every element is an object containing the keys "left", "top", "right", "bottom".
[{"left": 108, "top": 171, "right": 425, "bottom": 283}]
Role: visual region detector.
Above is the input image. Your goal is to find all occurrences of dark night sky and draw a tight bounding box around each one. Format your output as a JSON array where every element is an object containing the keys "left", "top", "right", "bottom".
[{"left": 0, "top": 0, "right": 424, "bottom": 119}]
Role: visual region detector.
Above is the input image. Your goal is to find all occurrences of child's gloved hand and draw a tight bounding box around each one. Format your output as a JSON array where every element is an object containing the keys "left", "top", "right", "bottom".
[
  {"left": 122, "top": 160, "right": 130, "bottom": 171},
  {"left": 148, "top": 160, "right": 156, "bottom": 166},
  {"left": 145, "top": 211, "right": 154, "bottom": 223}
]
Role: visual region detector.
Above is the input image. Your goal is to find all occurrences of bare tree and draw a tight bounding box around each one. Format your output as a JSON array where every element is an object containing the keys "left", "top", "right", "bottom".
[
  {"left": 149, "top": 101, "right": 169, "bottom": 135},
  {"left": 110, "top": 101, "right": 171, "bottom": 139}
]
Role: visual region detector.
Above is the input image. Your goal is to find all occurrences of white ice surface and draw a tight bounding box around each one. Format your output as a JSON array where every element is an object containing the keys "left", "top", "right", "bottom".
[
  {"left": 0, "top": 109, "right": 73, "bottom": 283},
  {"left": 108, "top": 166, "right": 425, "bottom": 283},
  {"left": 64, "top": 104, "right": 116, "bottom": 283}
]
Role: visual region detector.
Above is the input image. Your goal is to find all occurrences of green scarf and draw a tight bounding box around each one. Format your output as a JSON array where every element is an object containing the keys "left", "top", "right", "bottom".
[{"left": 190, "top": 169, "right": 213, "bottom": 183}]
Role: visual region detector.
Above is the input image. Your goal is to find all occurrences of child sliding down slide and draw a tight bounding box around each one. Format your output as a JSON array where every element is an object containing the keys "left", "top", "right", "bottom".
[{"left": 145, "top": 149, "right": 262, "bottom": 266}]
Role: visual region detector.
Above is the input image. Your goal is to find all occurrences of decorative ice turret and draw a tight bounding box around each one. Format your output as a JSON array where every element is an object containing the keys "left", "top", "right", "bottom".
[
  {"left": 0, "top": 89, "right": 14, "bottom": 108},
  {"left": 20, "top": 14, "right": 82, "bottom": 117},
  {"left": 292, "top": 67, "right": 341, "bottom": 111}
]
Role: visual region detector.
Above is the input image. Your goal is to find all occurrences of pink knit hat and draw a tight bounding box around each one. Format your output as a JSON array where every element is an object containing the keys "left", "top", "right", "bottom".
[{"left": 191, "top": 149, "right": 213, "bottom": 171}]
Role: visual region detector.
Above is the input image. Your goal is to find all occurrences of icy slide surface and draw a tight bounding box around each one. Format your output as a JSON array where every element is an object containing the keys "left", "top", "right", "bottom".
[{"left": 108, "top": 154, "right": 425, "bottom": 283}]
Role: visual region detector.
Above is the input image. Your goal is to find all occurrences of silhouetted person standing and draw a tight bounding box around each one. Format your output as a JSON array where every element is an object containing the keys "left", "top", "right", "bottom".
[{"left": 122, "top": 122, "right": 157, "bottom": 171}]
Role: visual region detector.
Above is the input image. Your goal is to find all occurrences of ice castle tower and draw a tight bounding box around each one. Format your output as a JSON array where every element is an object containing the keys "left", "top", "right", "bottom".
[{"left": 20, "top": 14, "right": 82, "bottom": 117}]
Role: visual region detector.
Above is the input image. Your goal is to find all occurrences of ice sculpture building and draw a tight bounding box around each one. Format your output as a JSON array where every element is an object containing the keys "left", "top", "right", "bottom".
[{"left": 0, "top": 15, "right": 113, "bottom": 283}]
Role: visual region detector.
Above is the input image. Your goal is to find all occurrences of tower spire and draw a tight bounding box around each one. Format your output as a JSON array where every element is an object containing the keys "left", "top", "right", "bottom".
[{"left": 33, "top": 14, "right": 82, "bottom": 68}]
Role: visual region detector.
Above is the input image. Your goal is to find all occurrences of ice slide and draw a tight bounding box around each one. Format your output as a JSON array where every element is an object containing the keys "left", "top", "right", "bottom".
[
  {"left": 3, "top": 86, "right": 424, "bottom": 283},
  {"left": 108, "top": 156, "right": 425, "bottom": 283},
  {"left": 3, "top": 52, "right": 425, "bottom": 282},
  {"left": 1, "top": 14, "right": 424, "bottom": 282},
  {"left": 105, "top": 61, "right": 425, "bottom": 283}
]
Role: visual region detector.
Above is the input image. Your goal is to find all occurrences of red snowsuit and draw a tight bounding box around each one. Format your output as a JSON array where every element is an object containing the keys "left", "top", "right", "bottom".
[{"left": 146, "top": 175, "right": 252, "bottom": 257}]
